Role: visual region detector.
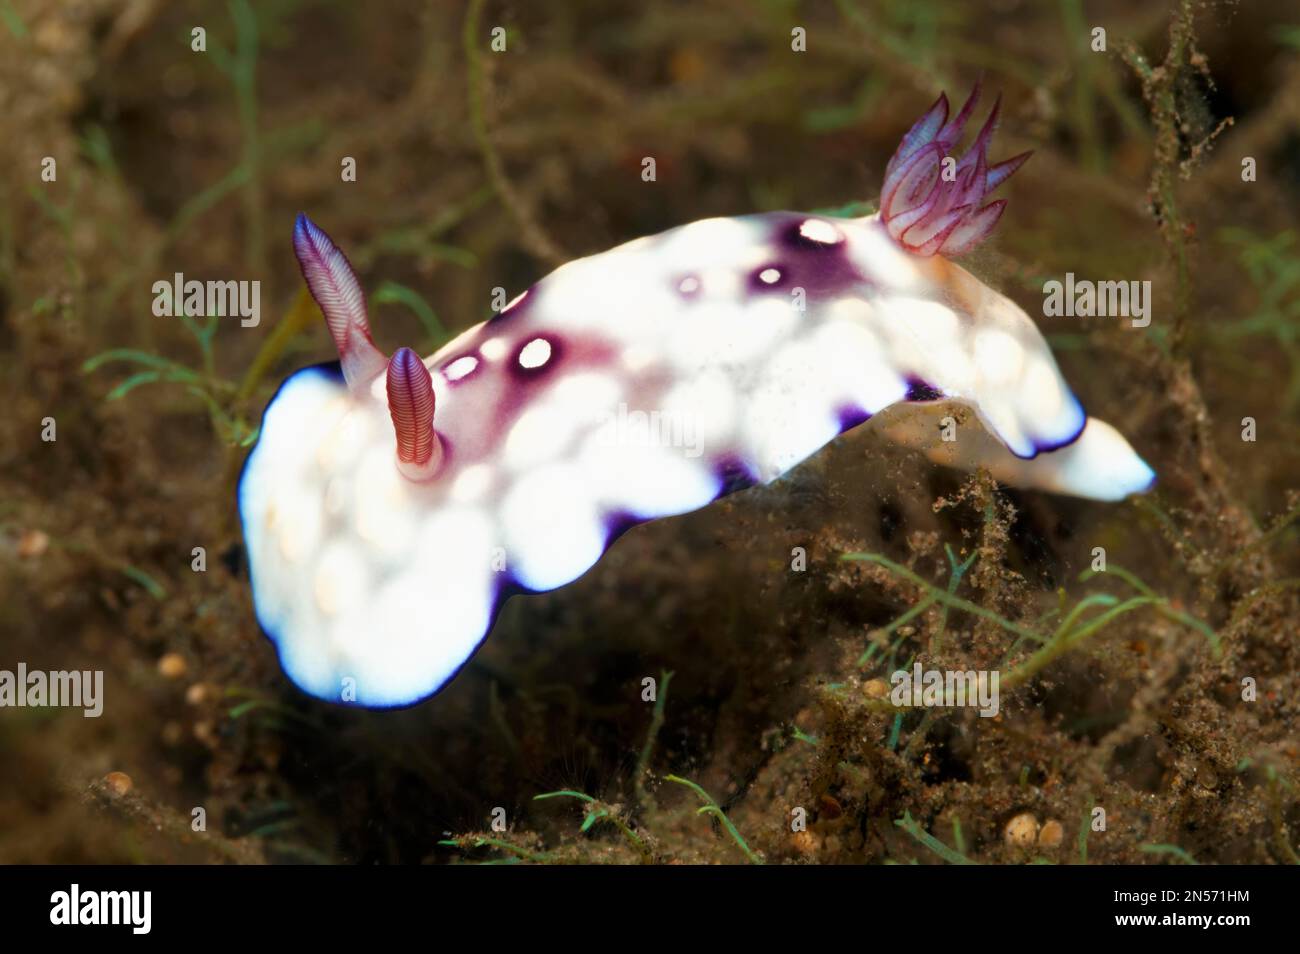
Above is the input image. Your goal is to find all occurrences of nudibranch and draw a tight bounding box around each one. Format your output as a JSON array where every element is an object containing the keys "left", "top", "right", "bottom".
[{"left": 238, "top": 84, "right": 1154, "bottom": 707}]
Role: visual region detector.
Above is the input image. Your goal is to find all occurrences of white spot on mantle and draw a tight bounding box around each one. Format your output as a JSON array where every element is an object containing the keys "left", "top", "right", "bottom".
[
  {"left": 798, "top": 218, "right": 842, "bottom": 244},
  {"left": 443, "top": 355, "right": 479, "bottom": 382},
  {"left": 518, "top": 338, "right": 552, "bottom": 369}
]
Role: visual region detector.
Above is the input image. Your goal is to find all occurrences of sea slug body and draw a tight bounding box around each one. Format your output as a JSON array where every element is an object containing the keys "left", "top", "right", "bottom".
[{"left": 238, "top": 84, "right": 1155, "bottom": 707}]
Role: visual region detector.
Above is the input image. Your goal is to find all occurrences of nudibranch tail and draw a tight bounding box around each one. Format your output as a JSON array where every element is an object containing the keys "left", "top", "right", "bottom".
[
  {"left": 386, "top": 347, "right": 443, "bottom": 481},
  {"left": 292, "top": 212, "right": 387, "bottom": 390},
  {"left": 881, "top": 81, "right": 1031, "bottom": 258}
]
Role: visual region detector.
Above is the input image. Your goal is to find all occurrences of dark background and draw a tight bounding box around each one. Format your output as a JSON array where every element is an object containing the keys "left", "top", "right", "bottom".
[{"left": 0, "top": 0, "right": 1297, "bottom": 864}]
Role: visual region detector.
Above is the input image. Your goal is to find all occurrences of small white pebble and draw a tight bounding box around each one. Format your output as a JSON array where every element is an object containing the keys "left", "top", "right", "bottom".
[
  {"left": 1038, "top": 819, "right": 1064, "bottom": 848},
  {"left": 157, "top": 653, "right": 187, "bottom": 680},
  {"left": 17, "top": 530, "right": 49, "bottom": 558},
  {"left": 103, "top": 772, "right": 133, "bottom": 797},
  {"left": 1004, "top": 812, "right": 1039, "bottom": 847},
  {"left": 862, "top": 678, "right": 889, "bottom": 699}
]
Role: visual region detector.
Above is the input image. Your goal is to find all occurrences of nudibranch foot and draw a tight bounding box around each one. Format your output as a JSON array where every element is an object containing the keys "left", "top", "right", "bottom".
[{"left": 239, "top": 86, "right": 1153, "bottom": 708}]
